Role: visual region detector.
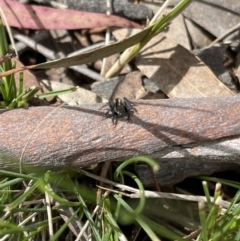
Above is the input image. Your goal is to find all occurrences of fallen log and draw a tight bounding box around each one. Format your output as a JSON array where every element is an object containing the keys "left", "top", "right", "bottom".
[{"left": 0, "top": 96, "right": 240, "bottom": 185}]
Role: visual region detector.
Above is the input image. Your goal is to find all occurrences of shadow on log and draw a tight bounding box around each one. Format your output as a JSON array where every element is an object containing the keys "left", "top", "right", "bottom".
[{"left": 0, "top": 96, "right": 240, "bottom": 185}]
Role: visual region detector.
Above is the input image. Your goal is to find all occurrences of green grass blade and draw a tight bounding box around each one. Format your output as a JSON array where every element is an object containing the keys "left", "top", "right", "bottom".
[
  {"left": 49, "top": 208, "right": 80, "bottom": 241},
  {"left": 37, "top": 86, "right": 77, "bottom": 99},
  {"left": 198, "top": 200, "right": 208, "bottom": 241}
]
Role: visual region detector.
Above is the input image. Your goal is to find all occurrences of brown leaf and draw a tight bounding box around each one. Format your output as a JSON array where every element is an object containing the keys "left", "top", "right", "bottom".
[
  {"left": 111, "top": 71, "right": 148, "bottom": 100},
  {"left": 164, "top": 13, "right": 191, "bottom": 50},
  {"left": 176, "top": 0, "right": 240, "bottom": 38},
  {"left": 0, "top": 26, "right": 152, "bottom": 77},
  {"left": 113, "top": 29, "right": 234, "bottom": 98},
  {"left": 0, "top": 0, "right": 140, "bottom": 29}
]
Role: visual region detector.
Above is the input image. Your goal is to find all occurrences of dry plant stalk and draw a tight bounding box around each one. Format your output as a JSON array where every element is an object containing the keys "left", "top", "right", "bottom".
[{"left": 0, "top": 96, "right": 240, "bottom": 184}]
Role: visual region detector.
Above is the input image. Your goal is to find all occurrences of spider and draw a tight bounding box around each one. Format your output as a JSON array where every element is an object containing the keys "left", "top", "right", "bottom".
[{"left": 103, "top": 97, "right": 138, "bottom": 125}]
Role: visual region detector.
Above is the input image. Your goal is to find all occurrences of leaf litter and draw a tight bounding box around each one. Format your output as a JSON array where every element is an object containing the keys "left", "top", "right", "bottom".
[{"left": 1, "top": 1, "right": 240, "bottom": 240}]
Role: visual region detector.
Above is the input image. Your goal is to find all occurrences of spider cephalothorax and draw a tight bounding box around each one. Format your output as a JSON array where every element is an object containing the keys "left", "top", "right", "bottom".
[{"left": 104, "top": 97, "right": 138, "bottom": 125}]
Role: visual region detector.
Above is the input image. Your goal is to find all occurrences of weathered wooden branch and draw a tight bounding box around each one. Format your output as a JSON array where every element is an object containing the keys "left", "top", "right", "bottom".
[{"left": 0, "top": 96, "right": 240, "bottom": 185}]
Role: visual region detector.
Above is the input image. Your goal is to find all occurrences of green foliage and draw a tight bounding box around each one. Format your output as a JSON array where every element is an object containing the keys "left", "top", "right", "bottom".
[
  {"left": 3, "top": 1, "right": 239, "bottom": 240},
  {"left": 0, "top": 17, "right": 77, "bottom": 108},
  {"left": 0, "top": 18, "right": 40, "bottom": 108},
  {"left": 197, "top": 178, "right": 240, "bottom": 241}
]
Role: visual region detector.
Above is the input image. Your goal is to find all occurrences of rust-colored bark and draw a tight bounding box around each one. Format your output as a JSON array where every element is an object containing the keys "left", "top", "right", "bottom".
[{"left": 1, "top": 96, "right": 240, "bottom": 184}]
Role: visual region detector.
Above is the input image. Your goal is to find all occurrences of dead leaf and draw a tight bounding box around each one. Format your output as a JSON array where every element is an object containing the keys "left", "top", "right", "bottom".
[
  {"left": 172, "top": 0, "right": 240, "bottom": 38},
  {"left": 234, "top": 50, "right": 240, "bottom": 82},
  {"left": 91, "top": 76, "right": 124, "bottom": 100},
  {"left": 184, "top": 18, "right": 214, "bottom": 48},
  {"left": 0, "top": 0, "right": 140, "bottom": 29},
  {"left": 113, "top": 29, "right": 234, "bottom": 98},
  {"left": 164, "top": 13, "right": 191, "bottom": 50},
  {"left": 0, "top": 27, "right": 152, "bottom": 77},
  {"left": 196, "top": 47, "right": 236, "bottom": 92},
  {"left": 111, "top": 71, "right": 148, "bottom": 100},
  {"left": 42, "top": 80, "right": 107, "bottom": 105}
]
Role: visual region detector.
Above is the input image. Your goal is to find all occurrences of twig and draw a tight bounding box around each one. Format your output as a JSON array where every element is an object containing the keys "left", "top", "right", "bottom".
[
  {"left": 1, "top": 97, "right": 240, "bottom": 184},
  {"left": 100, "top": 0, "right": 112, "bottom": 76},
  {"left": 209, "top": 22, "right": 240, "bottom": 47}
]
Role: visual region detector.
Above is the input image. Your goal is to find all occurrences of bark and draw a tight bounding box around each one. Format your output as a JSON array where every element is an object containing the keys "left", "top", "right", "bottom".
[{"left": 0, "top": 96, "right": 240, "bottom": 185}]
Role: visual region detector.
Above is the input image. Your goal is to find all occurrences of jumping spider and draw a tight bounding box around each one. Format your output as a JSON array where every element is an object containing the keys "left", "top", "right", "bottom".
[{"left": 103, "top": 97, "right": 138, "bottom": 125}]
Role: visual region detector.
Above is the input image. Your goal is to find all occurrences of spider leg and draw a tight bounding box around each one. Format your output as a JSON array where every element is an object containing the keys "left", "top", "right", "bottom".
[
  {"left": 123, "top": 97, "right": 137, "bottom": 106},
  {"left": 104, "top": 110, "right": 109, "bottom": 117},
  {"left": 127, "top": 112, "right": 131, "bottom": 122},
  {"left": 132, "top": 106, "right": 138, "bottom": 114},
  {"left": 99, "top": 103, "right": 108, "bottom": 110},
  {"left": 123, "top": 97, "right": 138, "bottom": 113},
  {"left": 112, "top": 114, "right": 118, "bottom": 126},
  {"left": 123, "top": 97, "right": 131, "bottom": 103},
  {"left": 103, "top": 110, "right": 111, "bottom": 119}
]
